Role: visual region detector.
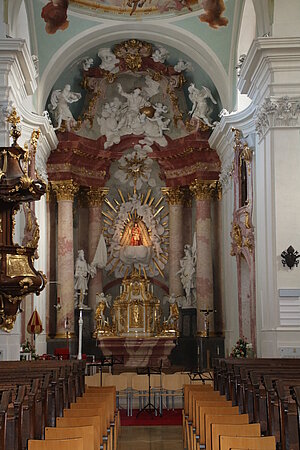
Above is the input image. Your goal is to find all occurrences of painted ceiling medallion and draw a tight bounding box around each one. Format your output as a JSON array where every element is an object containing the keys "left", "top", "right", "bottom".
[{"left": 69, "top": 0, "right": 228, "bottom": 23}]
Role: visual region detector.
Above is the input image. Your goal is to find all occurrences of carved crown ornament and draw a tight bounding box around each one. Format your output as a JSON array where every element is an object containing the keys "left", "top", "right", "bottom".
[
  {"left": 0, "top": 109, "right": 47, "bottom": 332},
  {"left": 256, "top": 96, "right": 300, "bottom": 137}
]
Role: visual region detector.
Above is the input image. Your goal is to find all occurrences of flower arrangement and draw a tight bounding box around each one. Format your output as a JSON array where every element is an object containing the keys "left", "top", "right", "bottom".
[
  {"left": 21, "top": 339, "right": 38, "bottom": 359},
  {"left": 230, "top": 337, "right": 253, "bottom": 358}
]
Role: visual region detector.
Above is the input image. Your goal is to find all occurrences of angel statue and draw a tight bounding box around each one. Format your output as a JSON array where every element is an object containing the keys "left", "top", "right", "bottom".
[
  {"left": 188, "top": 84, "right": 217, "bottom": 128},
  {"left": 49, "top": 84, "right": 81, "bottom": 131},
  {"left": 177, "top": 234, "right": 197, "bottom": 307}
]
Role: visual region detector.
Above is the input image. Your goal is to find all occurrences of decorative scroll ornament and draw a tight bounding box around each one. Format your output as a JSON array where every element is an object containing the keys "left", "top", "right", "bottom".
[
  {"left": 281, "top": 246, "right": 300, "bottom": 270},
  {"left": 230, "top": 212, "right": 254, "bottom": 256},
  {"left": 256, "top": 96, "right": 300, "bottom": 137},
  {"left": 219, "top": 161, "right": 233, "bottom": 192},
  {"left": 189, "top": 179, "right": 221, "bottom": 200}
]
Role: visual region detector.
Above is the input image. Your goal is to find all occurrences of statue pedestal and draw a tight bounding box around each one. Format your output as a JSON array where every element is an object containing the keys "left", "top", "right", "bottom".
[{"left": 97, "top": 336, "right": 176, "bottom": 368}]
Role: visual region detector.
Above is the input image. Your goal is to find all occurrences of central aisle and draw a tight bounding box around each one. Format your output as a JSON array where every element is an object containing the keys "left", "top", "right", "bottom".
[{"left": 117, "top": 425, "right": 184, "bottom": 450}]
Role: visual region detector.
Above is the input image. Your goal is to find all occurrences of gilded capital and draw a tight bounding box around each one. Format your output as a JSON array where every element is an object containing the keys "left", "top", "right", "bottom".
[
  {"left": 51, "top": 180, "right": 79, "bottom": 201},
  {"left": 161, "top": 187, "right": 185, "bottom": 205},
  {"left": 87, "top": 187, "right": 109, "bottom": 207},
  {"left": 189, "top": 179, "right": 221, "bottom": 201}
]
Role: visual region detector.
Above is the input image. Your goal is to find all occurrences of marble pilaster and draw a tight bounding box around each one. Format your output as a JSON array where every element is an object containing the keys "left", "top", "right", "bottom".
[
  {"left": 161, "top": 187, "right": 184, "bottom": 297},
  {"left": 190, "top": 179, "right": 220, "bottom": 333},
  {"left": 87, "top": 187, "right": 109, "bottom": 313},
  {"left": 52, "top": 180, "right": 78, "bottom": 337}
]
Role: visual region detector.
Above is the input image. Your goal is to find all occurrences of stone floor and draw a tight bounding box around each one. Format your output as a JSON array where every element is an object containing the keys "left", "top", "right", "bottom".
[{"left": 117, "top": 426, "right": 184, "bottom": 450}]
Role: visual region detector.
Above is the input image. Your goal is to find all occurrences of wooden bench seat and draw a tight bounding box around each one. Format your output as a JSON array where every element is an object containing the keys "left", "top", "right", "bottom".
[
  {"left": 219, "top": 435, "right": 276, "bottom": 450},
  {"left": 45, "top": 426, "right": 94, "bottom": 450},
  {"left": 212, "top": 423, "right": 261, "bottom": 450}
]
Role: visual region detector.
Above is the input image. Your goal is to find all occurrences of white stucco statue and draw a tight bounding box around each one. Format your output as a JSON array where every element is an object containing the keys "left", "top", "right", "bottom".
[
  {"left": 177, "top": 236, "right": 197, "bottom": 307},
  {"left": 98, "top": 48, "right": 120, "bottom": 73},
  {"left": 97, "top": 98, "right": 122, "bottom": 149},
  {"left": 50, "top": 84, "right": 81, "bottom": 131},
  {"left": 152, "top": 46, "right": 169, "bottom": 63},
  {"left": 188, "top": 84, "right": 217, "bottom": 128},
  {"left": 74, "top": 249, "right": 96, "bottom": 306},
  {"left": 117, "top": 84, "right": 146, "bottom": 134}
]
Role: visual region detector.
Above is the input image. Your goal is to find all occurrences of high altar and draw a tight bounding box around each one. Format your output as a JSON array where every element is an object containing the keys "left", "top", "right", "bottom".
[{"left": 112, "top": 271, "right": 161, "bottom": 336}]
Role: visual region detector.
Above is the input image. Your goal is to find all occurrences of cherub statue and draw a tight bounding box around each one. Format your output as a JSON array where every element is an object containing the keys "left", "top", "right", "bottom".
[
  {"left": 151, "top": 46, "right": 169, "bottom": 63},
  {"left": 174, "top": 59, "right": 192, "bottom": 73},
  {"left": 98, "top": 48, "right": 120, "bottom": 73},
  {"left": 82, "top": 57, "right": 93, "bottom": 71},
  {"left": 49, "top": 84, "right": 81, "bottom": 131},
  {"left": 188, "top": 83, "right": 217, "bottom": 128}
]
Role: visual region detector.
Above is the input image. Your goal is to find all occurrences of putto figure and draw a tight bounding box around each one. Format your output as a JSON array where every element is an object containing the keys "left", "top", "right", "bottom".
[
  {"left": 49, "top": 84, "right": 81, "bottom": 131},
  {"left": 98, "top": 48, "right": 120, "bottom": 73}
]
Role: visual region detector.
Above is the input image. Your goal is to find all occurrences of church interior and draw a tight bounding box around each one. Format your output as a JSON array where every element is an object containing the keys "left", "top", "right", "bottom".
[{"left": 1, "top": 0, "right": 300, "bottom": 448}]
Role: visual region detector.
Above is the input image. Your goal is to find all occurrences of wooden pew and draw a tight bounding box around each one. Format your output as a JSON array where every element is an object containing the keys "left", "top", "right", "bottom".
[
  {"left": 205, "top": 414, "right": 249, "bottom": 450},
  {"left": 211, "top": 423, "right": 261, "bottom": 450},
  {"left": 198, "top": 406, "right": 240, "bottom": 448},
  {"left": 56, "top": 417, "right": 100, "bottom": 450},
  {"left": 28, "top": 438, "right": 84, "bottom": 450},
  {"left": 45, "top": 426, "right": 94, "bottom": 450},
  {"left": 219, "top": 435, "right": 276, "bottom": 450}
]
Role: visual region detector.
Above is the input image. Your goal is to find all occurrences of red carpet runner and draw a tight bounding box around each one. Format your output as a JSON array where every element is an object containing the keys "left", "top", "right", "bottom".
[{"left": 120, "top": 409, "right": 182, "bottom": 426}]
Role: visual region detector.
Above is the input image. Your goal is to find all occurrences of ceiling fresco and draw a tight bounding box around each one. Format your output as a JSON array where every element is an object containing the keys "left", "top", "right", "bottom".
[{"left": 41, "top": 0, "right": 229, "bottom": 30}]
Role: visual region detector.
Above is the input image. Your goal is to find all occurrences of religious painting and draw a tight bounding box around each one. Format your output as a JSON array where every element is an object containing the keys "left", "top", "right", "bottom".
[{"left": 41, "top": 0, "right": 69, "bottom": 34}]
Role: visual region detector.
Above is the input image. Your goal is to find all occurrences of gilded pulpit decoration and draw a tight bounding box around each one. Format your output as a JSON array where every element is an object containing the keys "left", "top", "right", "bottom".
[
  {"left": 0, "top": 109, "right": 47, "bottom": 332},
  {"left": 51, "top": 179, "right": 79, "bottom": 201},
  {"left": 189, "top": 179, "right": 221, "bottom": 200}
]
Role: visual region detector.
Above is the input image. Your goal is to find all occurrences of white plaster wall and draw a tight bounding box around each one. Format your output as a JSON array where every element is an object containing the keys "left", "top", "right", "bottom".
[
  {"left": 220, "top": 186, "right": 239, "bottom": 356},
  {"left": 33, "top": 195, "right": 48, "bottom": 355},
  {"left": 256, "top": 127, "right": 300, "bottom": 356}
]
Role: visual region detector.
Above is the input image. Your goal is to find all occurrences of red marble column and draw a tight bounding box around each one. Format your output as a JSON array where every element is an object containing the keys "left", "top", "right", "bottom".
[
  {"left": 162, "top": 187, "right": 184, "bottom": 296},
  {"left": 190, "top": 179, "right": 220, "bottom": 333},
  {"left": 52, "top": 180, "right": 78, "bottom": 337},
  {"left": 87, "top": 187, "right": 109, "bottom": 314}
]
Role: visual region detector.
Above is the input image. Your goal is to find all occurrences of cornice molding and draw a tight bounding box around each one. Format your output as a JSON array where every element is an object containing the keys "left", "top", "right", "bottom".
[
  {"left": 238, "top": 37, "right": 300, "bottom": 106},
  {"left": 0, "top": 39, "right": 37, "bottom": 98}
]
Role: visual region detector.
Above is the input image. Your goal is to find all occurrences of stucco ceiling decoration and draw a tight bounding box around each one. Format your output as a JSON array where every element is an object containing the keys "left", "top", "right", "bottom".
[
  {"left": 68, "top": 0, "right": 228, "bottom": 22},
  {"left": 47, "top": 38, "right": 220, "bottom": 186}
]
